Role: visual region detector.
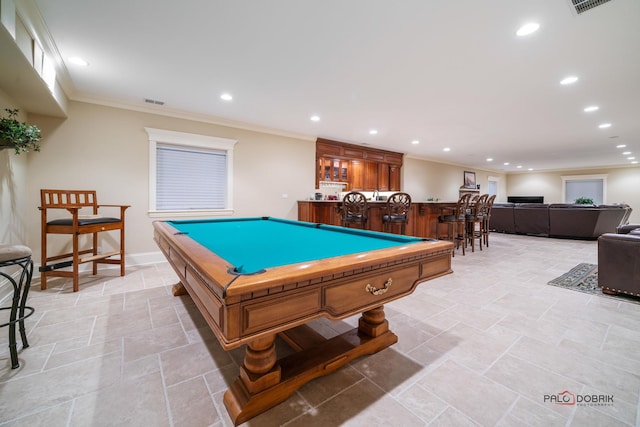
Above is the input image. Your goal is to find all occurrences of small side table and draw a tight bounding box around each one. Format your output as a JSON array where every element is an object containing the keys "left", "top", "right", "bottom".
[{"left": 0, "top": 245, "right": 35, "bottom": 369}]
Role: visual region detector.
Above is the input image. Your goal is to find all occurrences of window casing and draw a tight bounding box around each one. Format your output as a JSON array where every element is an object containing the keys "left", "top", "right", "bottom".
[
  {"left": 561, "top": 174, "right": 607, "bottom": 204},
  {"left": 146, "top": 128, "right": 236, "bottom": 218}
]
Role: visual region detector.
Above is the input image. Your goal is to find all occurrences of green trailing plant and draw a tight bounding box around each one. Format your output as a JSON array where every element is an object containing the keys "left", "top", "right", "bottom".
[
  {"left": 0, "top": 108, "right": 42, "bottom": 154},
  {"left": 574, "top": 197, "right": 594, "bottom": 205}
]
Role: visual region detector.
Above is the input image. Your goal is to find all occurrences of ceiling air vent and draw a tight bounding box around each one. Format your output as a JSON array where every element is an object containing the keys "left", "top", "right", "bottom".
[
  {"left": 144, "top": 98, "right": 165, "bottom": 106},
  {"left": 570, "top": 0, "right": 613, "bottom": 15}
]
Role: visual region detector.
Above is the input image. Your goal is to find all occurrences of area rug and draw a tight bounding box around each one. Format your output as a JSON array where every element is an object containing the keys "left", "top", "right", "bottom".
[{"left": 547, "top": 263, "right": 640, "bottom": 305}]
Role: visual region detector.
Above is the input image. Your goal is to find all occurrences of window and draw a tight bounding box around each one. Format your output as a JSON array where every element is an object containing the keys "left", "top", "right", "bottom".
[
  {"left": 146, "top": 128, "right": 236, "bottom": 217},
  {"left": 562, "top": 174, "right": 607, "bottom": 204}
]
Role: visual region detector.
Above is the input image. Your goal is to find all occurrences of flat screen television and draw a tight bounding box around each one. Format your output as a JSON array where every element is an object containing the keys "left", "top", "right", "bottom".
[{"left": 507, "top": 196, "right": 544, "bottom": 204}]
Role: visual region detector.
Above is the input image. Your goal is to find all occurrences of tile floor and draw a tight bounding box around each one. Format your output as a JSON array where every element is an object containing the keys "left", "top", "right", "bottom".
[{"left": 0, "top": 233, "right": 639, "bottom": 426}]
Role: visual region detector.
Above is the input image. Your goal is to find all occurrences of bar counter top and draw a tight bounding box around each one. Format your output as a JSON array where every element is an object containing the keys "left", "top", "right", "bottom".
[{"left": 297, "top": 200, "right": 456, "bottom": 239}]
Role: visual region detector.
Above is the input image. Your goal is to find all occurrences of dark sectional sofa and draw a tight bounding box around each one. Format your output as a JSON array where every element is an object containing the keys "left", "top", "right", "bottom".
[
  {"left": 490, "top": 203, "right": 631, "bottom": 240},
  {"left": 598, "top": 225, "right": 640, "bottom": 297}
]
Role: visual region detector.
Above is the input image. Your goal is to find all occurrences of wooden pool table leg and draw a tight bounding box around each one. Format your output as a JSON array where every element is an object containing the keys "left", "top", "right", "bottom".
[
  {"left": 171, "top": 282, "right": 187, "bottom": 296},
  {"left": 223, "top": 305, "right": 397, "bottom": 425}
]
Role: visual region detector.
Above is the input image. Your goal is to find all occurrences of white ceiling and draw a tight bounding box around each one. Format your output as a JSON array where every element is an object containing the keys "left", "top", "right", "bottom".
[{"left": 32, "top": 0, "right": 640, "bottom": 172}]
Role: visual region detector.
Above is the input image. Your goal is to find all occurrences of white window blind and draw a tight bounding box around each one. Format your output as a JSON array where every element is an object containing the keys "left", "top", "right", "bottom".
[
  {"left": 146, "top": 127, "right": 236, "bottom": 217},
  {"left": 156, "top": 144, "right": 227, "bottom": 210}
]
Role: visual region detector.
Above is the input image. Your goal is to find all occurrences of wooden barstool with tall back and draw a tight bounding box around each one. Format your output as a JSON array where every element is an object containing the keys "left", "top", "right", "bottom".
[
  {"left": 340, "top": 191, "right": 368, "bottom": 229},
  {"left": 437, "top": 193, "right": 470, "bottom": 256},
  {"left": 382, "top": 192, "right": 412, "bottom": 234},
  {"left": 466, "top": 194, "right": 488, "bottom": 252},
  {"left": 482, "top": 194, "right": 496, "bottom": 247}
]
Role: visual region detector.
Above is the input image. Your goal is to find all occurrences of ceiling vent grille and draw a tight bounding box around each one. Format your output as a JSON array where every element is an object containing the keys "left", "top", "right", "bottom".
[
  {"left": 570, "top": 0, "right": 613, "bottom": 14},
  {"left": 144, "top": 98, "right": 165, "bottom": 106}
]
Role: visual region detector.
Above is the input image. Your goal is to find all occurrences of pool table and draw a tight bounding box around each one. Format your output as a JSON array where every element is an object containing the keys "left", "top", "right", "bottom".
[{"left": 153, "top": 217, "right": 453, "bottom": 425}]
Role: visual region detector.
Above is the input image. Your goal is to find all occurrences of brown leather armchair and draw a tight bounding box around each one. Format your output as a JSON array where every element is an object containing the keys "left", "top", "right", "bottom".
[{"left": 597, "top": 230, "right": 640, "bottom": 297}]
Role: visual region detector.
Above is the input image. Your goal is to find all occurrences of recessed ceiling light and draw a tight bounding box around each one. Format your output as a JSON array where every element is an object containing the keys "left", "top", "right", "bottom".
[
  {"left": 516, "top": 22, "right": 540, "bottom": 36},
  {"left": 486, "top": 158, "right": 493, "bottom": 162},
  {"left": 517, "top": 165, "right": 523, "bottom": 169},
  {"left": 598, "top": 123, "right": 612, "bottom": 129},
  {"left": 220, "top": 93, "right": 233, "bottom": 101},
  {"left": 528, "top": 168, "right": 534, "bottom": 171},
  {"left": 632, "top": 161, "right": 638, "bottom": 164},
  {"left": 443, "top": 147, "right": 451, "bottom": 152},
  {"left": 68, "top": 56, "right": 89, "bottom": 66},
  {"left": 504, "top": 162, "right": 510, "bottom": 166},
  {"left": 616, "top": 144, "right": 627, "bottom": 148},
  {"left": 369, "top": 129, "right": 378, "bottom": 135},
  {"left": 411, "top": 140, "right": 420, "bottom": 145},
  {"left": 583, "top": 106, "right": 599, "bottom": 112},
  {"left": 622, "top": 151, "right": 631, "bottom": 155},
  {"left": 560, "top": 76, "right": 578, "bottom": 85},
  {"left": 628, "top": 157, "right": 636, "bottom": 160},
  {"left": 310, "top": 115, "right": 320, "bottom": 122}
]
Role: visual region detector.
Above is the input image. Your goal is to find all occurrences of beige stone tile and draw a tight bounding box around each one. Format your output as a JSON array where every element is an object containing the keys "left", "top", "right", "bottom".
[
  {"left": 428, "top": 406, "right": 480, "bottom": 427},
  {"left": 26, "top": 316, "right": 95, "bottom": 348},
  {"left": 35, "top": 298, "right": 121, "bottom": 327},
  {"left": 350, "top": 347, "right": 424, "bottom": 396},
  {"left": 496, "top": 313, "right": 568, "bottom": 346},
  {"left": 160, "top": 340, "right": 233, "bottom": 387},
  {"left": 203, "top": 363, "right": 239, "bottom": 395},
  {"left": 484, "top": 354, "right": 582, "bottom": 417},
  {"left": 123, "top": 323, "right": 189, "bottom": 362},
  {"left": 602, "top": 324, "right": 640, "bottom": 360},
  {"left": 418, "top": 359, "right": 518, "bottom": 426},
  {"left": 0, "top": 343, "right": 53, "bottom": 380},
  {"left": 69, "top": 372, "right": 169, "bottom": 426},
  {"left": 297, "top": 364, "right": 364, "bottom": 407},
  {"left": 288, "top": 379, "right": 423, "bottom": 427},
  {"left": 569, "top": 404, "right": 632, "bottom": 427},
  {"left": 424, "top": 322, "right": 520, "bottom": 373},
  {"left": 386, "top": 316, "right": 436, "bottom": 353},
  {"left": 149, "top": 304, "right": 180, "bottom": 328},
  {"left": 45, "top": 338, "right": 121, "bottom": 370},
  {"left": 558, "top": 338, "right": 640, "bottom": 378},
  {"left": 396, "top": 383, "right": 449, "bottom": 423},
  {"left": 579, "top": 385, "right": 637, "bottom": 426},
  {"left": 0, "top": 402, "right": 72, "bottom": 427},
  {"left": 496, "top": 396, "right": 567, "bottom": 427},
  {"left": 185, "top": 325, "right": 218, "bottom": 344},
  {"left": 166, "top": 376, "right": 220, "bottom": 426},
  {"left": 0, "top": 351, "right": 122, "bottom": 423},
  {"left": 123, "top": 353, "right": 160, "bottom": 380},
  {"left": 509, "top": 336, "right": 640, "bottom": 406}
]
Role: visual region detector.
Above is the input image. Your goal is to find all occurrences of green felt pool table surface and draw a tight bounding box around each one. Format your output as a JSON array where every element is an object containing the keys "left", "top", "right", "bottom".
[{"left": 168, "top": 217, "right": 425, "bottom": 274}]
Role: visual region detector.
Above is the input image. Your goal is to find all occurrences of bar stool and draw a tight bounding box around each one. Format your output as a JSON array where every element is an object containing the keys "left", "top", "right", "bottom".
[{"left": 0, "top": 244, "right": 35, "bottom": 369}]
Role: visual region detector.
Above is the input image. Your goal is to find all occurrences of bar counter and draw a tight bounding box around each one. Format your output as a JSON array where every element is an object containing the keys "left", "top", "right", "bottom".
[{"left": 297, "top": 200, "right": 456, "bottom": 239}]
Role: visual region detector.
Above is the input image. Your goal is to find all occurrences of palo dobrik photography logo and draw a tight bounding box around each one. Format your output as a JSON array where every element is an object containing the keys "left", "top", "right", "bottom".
[
  {"left": 544, "top": 390, "right": 576, "bottom": 406},
  {"left": 544, "top": 390, "right": 614, "bottom": 407}
]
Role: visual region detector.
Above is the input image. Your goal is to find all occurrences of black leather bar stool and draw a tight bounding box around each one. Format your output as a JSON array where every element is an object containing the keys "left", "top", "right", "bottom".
[{"left": 0, "top": 244, "right": 35, "bottom": 369}]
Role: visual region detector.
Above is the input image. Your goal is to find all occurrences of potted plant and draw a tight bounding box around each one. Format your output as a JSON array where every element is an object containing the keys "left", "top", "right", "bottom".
[
  {"left": 574, "top": 197, "right": 594, "bottom": 205},
  {"left": 0, "top": 108, "right": 42, "bottom": 154}
]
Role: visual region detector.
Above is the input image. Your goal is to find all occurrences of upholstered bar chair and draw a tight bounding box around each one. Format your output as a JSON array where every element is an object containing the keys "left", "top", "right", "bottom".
[
  {"left": 382, "top": 192, "right": 411, "bottom": 234},
  {"left": 340, "top": 191, "right": 369, "bottom": 229}
]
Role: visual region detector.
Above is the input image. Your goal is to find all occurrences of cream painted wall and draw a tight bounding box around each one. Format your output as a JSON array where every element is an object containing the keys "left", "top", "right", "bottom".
[
  {"left": 403, "top": 157, "right": 507, "bottom": 202},
  {"left": 24, "top": 101, "right": 316, "bottom": 262},
  {"left": 0, "top": 90, "right": 30, "bottom": 246},
  {"left": 507, "top": 168, "right": 640, "bottom": 222}
]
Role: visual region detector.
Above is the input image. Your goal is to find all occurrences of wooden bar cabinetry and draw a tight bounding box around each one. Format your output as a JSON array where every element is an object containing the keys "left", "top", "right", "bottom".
[{"left": 316, "top": 138, "right": 403, "bottom": 192}]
